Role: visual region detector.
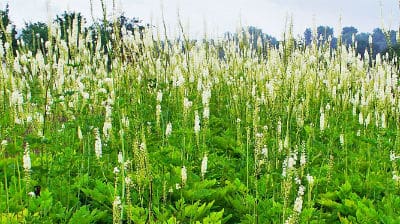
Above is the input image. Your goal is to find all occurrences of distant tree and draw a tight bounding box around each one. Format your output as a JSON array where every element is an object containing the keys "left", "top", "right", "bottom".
[
  {"left": 379, "top": 30, "right": 398, "bottom": 65},
  {"left": 304, "top": 28, "right": 312, "bottom": 45},
  {"left": 265, "top": 34, "right": 278, "bottom": 47},
  {"left": 317, "top": 26, "right": 333, "bottom": 40},
  {"left": 20, "top": 22, "right": 48, "bottom": 53},
  {"left": 370, "top": 28, "right": 397, "bottom": 57},
  {"left": 316, "top": 26, "right": 336, "bottom": 48},
  {"left": 382, "top": 43, "right": 400, "bottom": 68},
  {"left": 90, "top": 14, "right": 145, "bottom": 46},
  {"left": 89, "top": 14, "right": 145, "bottom": 49},
  {"left": 355, "top": 32, "right": 370, "bottom": 57},
  {"left": 248, "top": 26, "right": 262, "bottom": 48},
  {"left": 388, "top": 30, "right": 397, "bottom": 46},
  {"left": 372, "top": 28, "right": 387, "bottom": 54},
  {"left": 53, "top": 11, "right": 88, "bottom": 62},
  {"left": 116, "top": 14, "right": 145, "bottom": 33},
  {"left": 221, "top": 27, "right": 278, "bottom": 60},
  {"left": 0, "top": 4, "right": 17, "bottom": 54},
  {"left": 330, "top": 37, "right": 338, "bottom": 49},
  {"left": 303, "top": 26, "right": 335, "bottom": 48},
  {"left": 247, "top": 26, "right": 278, "bottom": 49},
  {"left": 87, "top": 14, "right": 147, "bottom": 70},
  {"left": 55, "top": 11, "right": 85, "bottom": 45},
  {"left": 341, "top": 26, "right": 358, "bottom": 46}
]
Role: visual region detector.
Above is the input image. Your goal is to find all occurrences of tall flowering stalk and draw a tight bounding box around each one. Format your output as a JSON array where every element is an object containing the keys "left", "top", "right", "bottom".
[
  {"left": 285, "top": 185, "right": 305, "bottom": 224},
  {"left": 391, "top": 151, "right": 400, "bottom": 189},
  {"left": 103, "top": 99, "right": 113, "bottom": 141},
  {"left": 181, "top": 166, "right": 187, "bottom": 187},
  {"left": 112, "top": 195, "right": 122, "bottom": 224},
  {"left": 194, "top": 110, "right": 201, "bottom": 150},
  {"left": 201, "top": 85, "right": 211, "bottom": 147},
  {"left": 282, "top": 148, "right": 297, "bottom": 223},
  {"left": 306, "top": 174, "right": 315, "bottom": 208},
  {"left": 200, "top": 154, "right": 208, "bottom": 180},
  {"left": 194, "top": 110, "right": 201, "bottom": 134},
  {"left": 94, "top": 128, "right": 102, "bottom": 159},
  {"left": 156, "top": 90, "right": 163, "bottom": 132},
  {"left": 78, "top": 126, "right": 83, "bottom": 141},
  {"left": 23, "top": 143, "right": 31, "bottom": 194},
  {"left": 125, "top": 176, "right": 132, "bottom": 223},
  {"left": 165, "top": 122, "right": 172, "bottom": 139},
  {"left": 319, "top": 107, "right": 325, "bottom": 132}
]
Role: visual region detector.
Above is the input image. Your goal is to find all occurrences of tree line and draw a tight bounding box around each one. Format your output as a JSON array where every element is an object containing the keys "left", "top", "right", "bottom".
[
  {"left": 0, "top": 4, "right": 146, "bottom": 56},
  {"left": 304, "top": 26, "right": 398, "bottom": 58},
  {"left": 0, "top": 4, "right": 399, "bottom": 61},
  {"left": 229, "top": 25, "right": 398, "bottom": 60}
]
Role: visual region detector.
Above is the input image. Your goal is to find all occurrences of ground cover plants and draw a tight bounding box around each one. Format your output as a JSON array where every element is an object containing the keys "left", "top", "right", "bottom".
[{"left": 1, "top": 6, "right": 400, "bottom": 223}]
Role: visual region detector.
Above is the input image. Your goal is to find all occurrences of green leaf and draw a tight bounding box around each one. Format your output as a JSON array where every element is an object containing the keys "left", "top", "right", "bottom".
[
  {"left": 202, "top": 209, "right": 224, "bottom": 224},
  {"left": 68, "top": 206, "right": 106, "bottom": 224}
]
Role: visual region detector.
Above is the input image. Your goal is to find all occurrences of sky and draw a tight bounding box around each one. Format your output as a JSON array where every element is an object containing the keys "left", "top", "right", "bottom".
[{"left": 2, "top": 0, "right": 400, "bottom": 39}]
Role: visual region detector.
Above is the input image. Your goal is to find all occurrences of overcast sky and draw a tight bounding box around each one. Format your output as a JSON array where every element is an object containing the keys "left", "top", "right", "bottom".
[{"left": 3, "top": 0, "right": 400, "bottom": 38}]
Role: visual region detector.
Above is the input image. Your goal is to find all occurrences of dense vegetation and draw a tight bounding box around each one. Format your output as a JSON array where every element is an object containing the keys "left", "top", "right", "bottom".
[{"left": 1, "top": 4, "right": 400, "bottom": 224}]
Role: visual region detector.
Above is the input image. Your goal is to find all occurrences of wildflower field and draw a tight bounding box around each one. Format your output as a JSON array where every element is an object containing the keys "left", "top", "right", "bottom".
[{"left": 1, "top": 11, "right": 400, "bottom": 223}]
